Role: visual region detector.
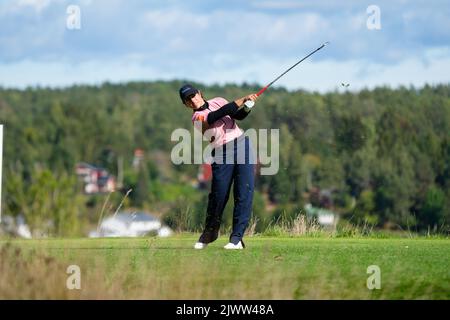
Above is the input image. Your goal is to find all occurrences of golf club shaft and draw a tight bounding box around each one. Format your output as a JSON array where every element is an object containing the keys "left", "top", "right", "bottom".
[{"left": 256, "top": 42, "right": 329, "bottom": 96}]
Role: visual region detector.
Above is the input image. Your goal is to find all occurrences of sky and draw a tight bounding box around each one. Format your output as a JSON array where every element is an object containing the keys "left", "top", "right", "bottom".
[{"left": 0, "top": 0, "right": 449, "bottom": 92}]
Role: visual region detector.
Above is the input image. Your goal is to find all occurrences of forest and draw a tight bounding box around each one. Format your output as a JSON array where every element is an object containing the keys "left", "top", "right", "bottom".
[{"left": 1, "top": 81, "right": 449, "bottom": 236}]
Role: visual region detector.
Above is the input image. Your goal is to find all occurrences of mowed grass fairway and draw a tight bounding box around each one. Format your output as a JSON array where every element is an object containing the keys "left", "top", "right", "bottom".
[{"left": 1, "top": 236, "right": 449, "bottom": 299}]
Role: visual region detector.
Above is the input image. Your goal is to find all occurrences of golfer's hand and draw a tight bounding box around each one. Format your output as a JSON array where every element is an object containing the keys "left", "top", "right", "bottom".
[
  {"left": 193, "top": 114, "right": 206, "bottom": 122},
  {"left": 245, "top": 94, "right": 258, "bottom": 102},
  {"left": 239, "top": 93, "right": 258, "bottom": 107}
]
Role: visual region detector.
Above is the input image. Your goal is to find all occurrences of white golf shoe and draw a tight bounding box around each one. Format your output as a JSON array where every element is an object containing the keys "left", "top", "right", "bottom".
[
  {"left": 223, "top": 241, "right": 244, "bottom": 250},
  {"left": 194, "top": 242, "right": 208, "bottom": 249}
]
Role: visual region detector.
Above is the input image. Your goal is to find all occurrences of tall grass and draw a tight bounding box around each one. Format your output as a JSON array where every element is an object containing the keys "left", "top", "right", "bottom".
[
  {"left": 1, "top": 237, "right": 449, "bottom": 299},
  {"left": 262, "top": 214, "right": 324, "bottom": 237},
  {"left": 0, "top": 242, "right": 296, "bottom": 299},
  {"left": 255, "top": 212, "right": 441, "bottom": 238}
]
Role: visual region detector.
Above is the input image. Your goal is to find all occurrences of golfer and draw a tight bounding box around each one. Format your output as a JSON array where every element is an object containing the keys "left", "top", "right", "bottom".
[{"left": 179, "top": 84, "right": 258, "bottom": 250}]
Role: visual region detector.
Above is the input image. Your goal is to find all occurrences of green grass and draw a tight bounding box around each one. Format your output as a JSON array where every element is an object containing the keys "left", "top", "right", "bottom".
[{"left": 1, "top": 235, "right": 449, "bottom": 299}]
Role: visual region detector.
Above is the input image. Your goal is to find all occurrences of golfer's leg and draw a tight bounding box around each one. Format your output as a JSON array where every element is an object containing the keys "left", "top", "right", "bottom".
[
  {"left": 199, "top": 162, "right": 234, "bottom": 243},
  {"left": 230, "top": 138, "right": 255, "bottom": 245}
]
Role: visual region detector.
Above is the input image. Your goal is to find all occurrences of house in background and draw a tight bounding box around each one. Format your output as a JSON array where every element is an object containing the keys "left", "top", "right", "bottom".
[
  {"left": 304, "top": 187, "right": 338, "bottom": 228},
  {"left": 197, "top": 163, "right": 212, "bottom": 190},
  {"left": 89, "top": 211, "right": 172, "bottom": 238},
  {"left": 132, "top": 148, "right": 144, "bottom": 169},
  {"left": 0, "top": 214, "right": 32, "bottom": 239},
  {"left": 75, "top": 162, "right": 116, "bottom": 194},
  {"left": 304, "top": 203, "right": 337, "bottom": 227}
]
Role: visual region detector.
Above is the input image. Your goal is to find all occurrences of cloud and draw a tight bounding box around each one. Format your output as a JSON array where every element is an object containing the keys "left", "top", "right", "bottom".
[
  {"left": 0, "top": 0, "right": 448, "bottom": 90},
  {"left": 251, "top": 1, "right": 308, "bottom": 10},
  {"left": 1, "top": 48, "right": 449, "bottom": 92},
  {"left": 16, "top": 0, "right": 51, "bottom": 12},
  {"left": 1, "top": 1, "right": 448, "bottom": 63},
  {"left": 143, "top": 10, "right": 209, "bottom": 31},
  {"left": 0, "top": 0, "right": 53, "bottom": 15}
]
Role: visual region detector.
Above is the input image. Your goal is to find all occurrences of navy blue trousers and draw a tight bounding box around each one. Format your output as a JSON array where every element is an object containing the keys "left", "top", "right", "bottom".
[{"left": 199, "top": 135, "right": 255, "bottom": 245}]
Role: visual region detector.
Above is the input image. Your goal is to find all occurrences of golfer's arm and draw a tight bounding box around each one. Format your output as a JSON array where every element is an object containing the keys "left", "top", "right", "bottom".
[
  {"left": 232, "top": 107, "right": 251, "bottom": 120},
  {"left": 206, "top": 96, "right": 252, "bottom": 124},
  {"left": 206, "top": 102, "right": 239, "bottom": 125}
]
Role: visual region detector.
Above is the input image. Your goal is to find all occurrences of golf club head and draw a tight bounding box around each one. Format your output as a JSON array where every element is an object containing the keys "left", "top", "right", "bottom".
[{"left": 319, "top": 42, "right": 330, "bottom": 50}]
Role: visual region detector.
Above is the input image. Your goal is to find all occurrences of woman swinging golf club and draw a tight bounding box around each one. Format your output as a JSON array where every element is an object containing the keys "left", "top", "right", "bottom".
[
  {"left": 179, "top": 84, "right": 258, "bottom": 250},
  {"left": 178, "top": 43, "right": 329, "bottom": 249}
]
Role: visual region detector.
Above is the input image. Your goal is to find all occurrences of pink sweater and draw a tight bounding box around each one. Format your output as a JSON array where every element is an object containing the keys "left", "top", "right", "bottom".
[{"left": 191, "top": 97, "right": 243, "bottom": 148}]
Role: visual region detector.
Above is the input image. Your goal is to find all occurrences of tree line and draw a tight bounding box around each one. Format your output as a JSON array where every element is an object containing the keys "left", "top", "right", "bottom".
[{"left": 0, "top": 81, "right": 449, "bottom": 236}]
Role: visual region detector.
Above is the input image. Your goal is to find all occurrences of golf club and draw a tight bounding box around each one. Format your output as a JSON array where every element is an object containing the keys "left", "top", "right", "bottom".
[{"left": 244, "top": 41, "right": 329, "bottom": 110}]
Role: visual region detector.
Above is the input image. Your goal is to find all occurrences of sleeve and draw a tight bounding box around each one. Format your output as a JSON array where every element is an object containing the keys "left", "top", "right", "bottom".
[
  {"left": 232, "top": 107, "right": 251, "bottom": 120},
  {"left": 206, "top": 102, "right": 240, "bottom": 125}
]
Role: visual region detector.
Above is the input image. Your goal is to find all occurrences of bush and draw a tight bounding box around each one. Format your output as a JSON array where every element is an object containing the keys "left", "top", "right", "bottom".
[{"left": 5, "top": 166, "right": 85, "bottom": 237}]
